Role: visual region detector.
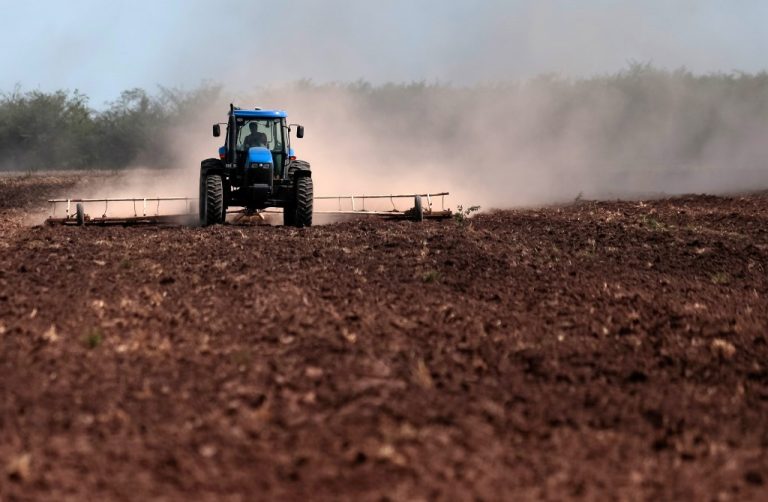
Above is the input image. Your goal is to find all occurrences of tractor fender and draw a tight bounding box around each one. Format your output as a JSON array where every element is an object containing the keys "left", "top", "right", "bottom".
[
  {"left": 287, "top": 159, "right": 312, "bottom": 179},
  {"left": 200, "top": 158, "right": 224, "bottom": 176}
]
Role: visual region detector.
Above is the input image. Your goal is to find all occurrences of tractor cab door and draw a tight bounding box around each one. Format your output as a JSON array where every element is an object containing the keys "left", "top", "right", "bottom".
[
  {"left": 272, "top": 123, "right": 287, "bottom": 178},
  {"left": 232, "top": 117, "right": 250, "bottom": 169}
]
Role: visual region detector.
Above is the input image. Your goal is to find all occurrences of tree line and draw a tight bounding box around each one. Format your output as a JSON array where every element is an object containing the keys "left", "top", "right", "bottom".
[
  {"left": 0, "top": 85, "right": 220, "bottom": 171},
  {"left": 2, "top": 65, "right": 768, "bottom": 172}
]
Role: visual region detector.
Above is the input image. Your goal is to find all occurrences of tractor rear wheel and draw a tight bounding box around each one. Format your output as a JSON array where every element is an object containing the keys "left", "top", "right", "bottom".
[
  {"left": 295, "top": 176, "right": 313, "bottom": 228},
  {"left": 201, "top": 174, "right": 224, "bottom": 226}
]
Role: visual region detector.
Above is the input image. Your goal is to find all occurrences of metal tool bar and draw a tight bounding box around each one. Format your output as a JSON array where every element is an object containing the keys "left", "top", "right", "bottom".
[
  {"left": 313, "top": 210, "right": 452, "bottom": 216},
  {"left": 312, "top": 192, "right": 450, "bottom": 219},
  {"left": 47, "top": 192, "right": 451, "bottom": 225},
  {"left": 47, "top": 196, "right": 197, "bottom": 226},
  {"left": 314, "top": 192, "right": 449, "bottom": 200},
  {"left": 46, "top": 214, "right": 196, "bottom": 226},
  {"left": 48, "top": 197, "right": 195, "bottom": 203}
]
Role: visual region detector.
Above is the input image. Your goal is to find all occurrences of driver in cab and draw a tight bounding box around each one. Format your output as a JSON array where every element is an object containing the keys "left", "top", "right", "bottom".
[{"left": 243, "top": 122, "right": 268, "bottom": 149}]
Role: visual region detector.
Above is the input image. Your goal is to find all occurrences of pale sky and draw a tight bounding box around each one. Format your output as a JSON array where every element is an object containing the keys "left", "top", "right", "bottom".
[{"left": 1, "top": 0, "right": 766, "bottom": 105}]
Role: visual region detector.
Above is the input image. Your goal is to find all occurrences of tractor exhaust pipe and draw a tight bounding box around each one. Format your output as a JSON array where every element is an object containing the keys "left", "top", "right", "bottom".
[{"left": 228, "top": 103, "right": 237, "bottom": 167}]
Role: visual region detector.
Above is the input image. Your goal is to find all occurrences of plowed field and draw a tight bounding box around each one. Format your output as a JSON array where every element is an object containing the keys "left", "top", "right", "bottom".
[{"left": 1, "top": 174, "right": 767, "bottom": 500}]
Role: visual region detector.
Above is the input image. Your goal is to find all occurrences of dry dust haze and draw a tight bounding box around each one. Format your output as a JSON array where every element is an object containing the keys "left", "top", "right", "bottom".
[
  {"left": 31, "top": 1, "right": 768, "bottom": 215},
  {"left": 62, "top": 72, "right": 768, "bottom": 223},
  {"left": 139, "top": 71, "right": 768, "bottom": 217}
]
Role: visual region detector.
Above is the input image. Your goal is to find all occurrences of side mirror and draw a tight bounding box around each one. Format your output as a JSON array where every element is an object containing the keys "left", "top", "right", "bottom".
[
  {"left": 296, "top": 125, "right": 305, "bottom": 139},
  {"left": 212, "top": 124, "right": 221, "bottom": 137}
]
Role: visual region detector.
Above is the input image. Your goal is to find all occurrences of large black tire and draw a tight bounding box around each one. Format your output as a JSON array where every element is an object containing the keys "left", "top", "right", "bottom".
[
  {"left": 295, "top": 176, "right": 313, "bottom": 228},
  {"left": 200, "top": 174, "right": 224, "bottom": 226}
]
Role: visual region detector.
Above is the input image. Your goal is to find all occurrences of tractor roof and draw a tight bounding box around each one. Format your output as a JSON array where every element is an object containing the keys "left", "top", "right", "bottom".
[{"left": 233, "top": 109, "right": 287, "bottom": 119}]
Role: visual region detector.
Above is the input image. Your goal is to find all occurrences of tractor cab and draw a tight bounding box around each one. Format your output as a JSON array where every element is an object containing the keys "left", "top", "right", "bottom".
[
  {"left": 202, "top": 105, "right": 312, "bottom": 227},
  {"left": 213, "top": 108, "right": 303, "bottom": 178}
]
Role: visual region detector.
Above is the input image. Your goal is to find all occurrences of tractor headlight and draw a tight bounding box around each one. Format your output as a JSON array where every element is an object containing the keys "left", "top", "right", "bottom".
[{"left": 250, "top": 163, "right": 271, "bottom": 169}]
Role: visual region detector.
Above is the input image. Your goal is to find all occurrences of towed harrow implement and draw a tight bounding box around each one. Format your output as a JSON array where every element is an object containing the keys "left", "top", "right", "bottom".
[
  {"left": 250, "top": 192, "right": 452, "bottom": 223},
  {"left": 46, "top": 197, "right": 198, "bottom": 226},
  {"left": 47, "top": 192, "right": 451, "bottom": 226},
  {"left": 314, "top": 192, "right": 451, "bottom": 221}
]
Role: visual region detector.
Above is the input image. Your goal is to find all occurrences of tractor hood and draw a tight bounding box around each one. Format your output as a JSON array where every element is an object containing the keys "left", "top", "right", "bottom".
[{"left": 248, "top": 147, "right": 273, "bottom": 165}]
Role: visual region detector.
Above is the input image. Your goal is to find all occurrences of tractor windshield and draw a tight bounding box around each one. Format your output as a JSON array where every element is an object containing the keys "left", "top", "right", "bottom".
[{"left": 235, "top": 118, "right": 284, "bottom": 152}]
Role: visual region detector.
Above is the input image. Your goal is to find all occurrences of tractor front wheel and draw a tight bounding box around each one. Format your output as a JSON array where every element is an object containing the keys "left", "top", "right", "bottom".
[
  {"left": 294, "top": 176, "right": 313, "bottom": 228},
  {"left": 200, "top": 174, "right": 224, "bottom": 226}
]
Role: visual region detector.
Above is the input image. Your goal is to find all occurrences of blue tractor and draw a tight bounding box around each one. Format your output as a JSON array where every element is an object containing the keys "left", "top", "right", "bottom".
[{"left": 199, "top": 105, "right": 312, "bottom": 227}]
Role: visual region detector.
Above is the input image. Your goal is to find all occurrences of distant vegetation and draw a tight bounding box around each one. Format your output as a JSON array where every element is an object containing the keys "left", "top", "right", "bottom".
[
  {"left": 0, "top": 85, "right": 220, "bottom": 171},
  {"left": 2, "top": 64, "right": 768, "bottom": 174}
]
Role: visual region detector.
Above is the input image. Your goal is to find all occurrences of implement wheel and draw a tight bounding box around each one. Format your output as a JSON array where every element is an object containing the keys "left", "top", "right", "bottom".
[
  {"left": 76, "top": 203, "right": 85, "bottom": 226},
  {"left": 200, "top": 174, "right": 224, "bottom": 226},
  {"left": 412, "top": 195, "right": 424, "bottom": 222}
]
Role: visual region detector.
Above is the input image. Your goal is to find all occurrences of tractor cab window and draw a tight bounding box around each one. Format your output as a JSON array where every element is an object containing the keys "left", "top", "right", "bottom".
[{"left": 236, "top": 118, "right": 284, "bottom": 152}]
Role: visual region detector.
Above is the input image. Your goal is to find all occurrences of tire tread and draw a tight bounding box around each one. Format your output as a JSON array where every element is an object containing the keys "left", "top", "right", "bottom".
[
  {"left": 295, "top": 177, "right": 313, "bottom": 227},
  {"left": 202, "top": 175, "right": 224, "bottom": 226}
]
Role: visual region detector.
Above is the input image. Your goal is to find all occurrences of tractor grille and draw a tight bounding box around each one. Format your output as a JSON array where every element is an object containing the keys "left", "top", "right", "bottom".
[{"left": 247, "top": 162, "right": 273, "bottom": 187}]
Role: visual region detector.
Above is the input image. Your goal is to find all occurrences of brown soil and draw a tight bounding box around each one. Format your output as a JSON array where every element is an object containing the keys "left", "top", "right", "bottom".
[{"left": 1, "top": 175, "right": 767, "bottom": 500}]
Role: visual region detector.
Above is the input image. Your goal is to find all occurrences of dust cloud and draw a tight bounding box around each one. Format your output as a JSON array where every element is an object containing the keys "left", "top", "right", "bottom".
[
  {"left": 52, "top": 68, "right": 768, "bottom": 223},
  {"left": 150, "top": 70, "right": 768, "bottom": 216},
  {"left": 41, "top": 1, "right": 768, "bottom": 215}
]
